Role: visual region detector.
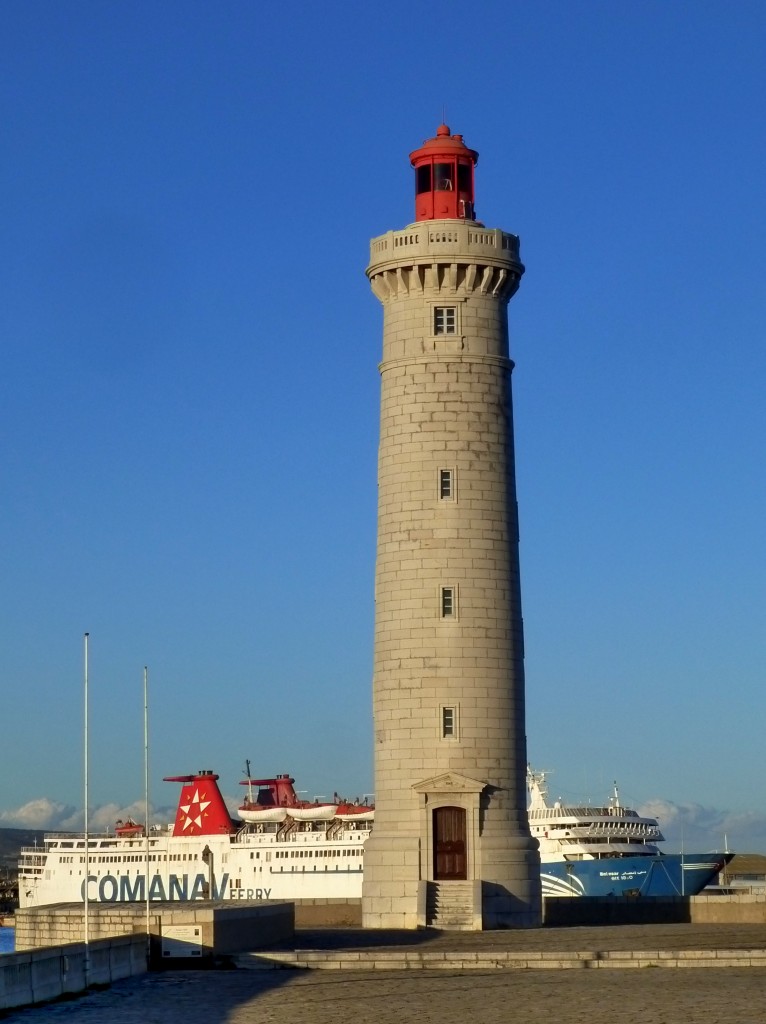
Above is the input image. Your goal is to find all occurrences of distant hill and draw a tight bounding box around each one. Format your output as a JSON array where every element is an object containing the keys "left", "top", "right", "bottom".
[
  {"left": 0, "top": 828, "right": 46, "bottom": 874},
  {"left": 0, "top": 829, "right": 46, "bottom": 910}
]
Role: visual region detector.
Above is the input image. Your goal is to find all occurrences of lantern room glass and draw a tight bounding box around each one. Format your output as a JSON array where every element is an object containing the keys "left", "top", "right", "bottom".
[{"left": 434, "top": 163, "right": 454, "bottom": 191}]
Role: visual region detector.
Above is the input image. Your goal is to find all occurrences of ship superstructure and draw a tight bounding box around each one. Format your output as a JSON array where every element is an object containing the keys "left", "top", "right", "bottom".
[
  {"left": 18, "top": 770, "right": 371, "bottom": 908},
  {"left": 527, "top": 768, "right": 729, "bottom": 897}
]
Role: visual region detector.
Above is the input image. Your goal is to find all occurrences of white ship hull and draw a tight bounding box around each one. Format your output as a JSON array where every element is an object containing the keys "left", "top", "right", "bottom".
[{"left": 19, "top": 824, "right": 367, "bottom": 908}]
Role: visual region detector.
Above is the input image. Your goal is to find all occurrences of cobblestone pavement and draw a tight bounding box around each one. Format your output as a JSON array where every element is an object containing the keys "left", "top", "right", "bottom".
[
  {"left": 280, "top": 923, "right": 766, "bottom": 952},
  {"left": 6, "top": 927, "right": 766, "bottom": 1023},
  {"left": 6, "top": 966, "right": 766, "bottom": 1024}
]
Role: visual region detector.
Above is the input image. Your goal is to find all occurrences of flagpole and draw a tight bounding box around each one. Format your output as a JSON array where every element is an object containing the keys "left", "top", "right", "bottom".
[
  {"left": 83, "top": 633, "right": 90, "bottom": 985},
  {"left": 143, "top": 666, "right": 150, "bottom": 963}
]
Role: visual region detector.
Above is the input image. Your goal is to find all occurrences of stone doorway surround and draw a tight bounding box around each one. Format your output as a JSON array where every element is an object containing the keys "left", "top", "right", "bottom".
[{"left": 413, "top": 771, "right": 486, "bottom": 929}]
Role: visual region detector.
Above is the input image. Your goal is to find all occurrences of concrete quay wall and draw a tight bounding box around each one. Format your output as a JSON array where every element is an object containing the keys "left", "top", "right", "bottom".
[
  {"left": 295, "top": 898, "right": 361, "bottom": 928},
  {"left": 15, "top": 900, "right": 294, "bottom": 955},
  {"left": 138, "top": 894, "right": 766, "bottom": 930},
  {"left": 691, "top": 894, "right": 766, "bottom": 923},
  {"left": 544, "top": 893, "right": 766, "bottom": 926},
  {"left": 0, "top": 934, "right": 146, "bottom": 1012},
  {"left": 11, "top": 894, "right": 764, "bottom": 956}
]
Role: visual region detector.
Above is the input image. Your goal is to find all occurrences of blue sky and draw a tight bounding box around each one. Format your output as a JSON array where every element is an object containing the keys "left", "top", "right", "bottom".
[{"left": 1, "top": 2, "right": 764, "bottom": 854}]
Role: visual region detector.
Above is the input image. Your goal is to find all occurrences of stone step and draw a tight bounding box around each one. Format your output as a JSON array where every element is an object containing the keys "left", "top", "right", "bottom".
[
  {"left": 426, "top": 881, "right": 475, "bottom": 928},
  {"left": 235, "top": 947, "right": 766, "bottom": 971}
]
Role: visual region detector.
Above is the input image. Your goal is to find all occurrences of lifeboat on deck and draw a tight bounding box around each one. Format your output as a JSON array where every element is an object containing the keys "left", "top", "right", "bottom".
[
  {"left": 335, "top": 803, "right": 375, "bottom": 822},
  {"left": 288, "top": 804, "right": 339, "bottom": 821},
  {"left": 114, "top": 818, "right": 145, "bottom": 837},
  {"left": 238, "top": 804, "right": 288, "bottom": 824}
]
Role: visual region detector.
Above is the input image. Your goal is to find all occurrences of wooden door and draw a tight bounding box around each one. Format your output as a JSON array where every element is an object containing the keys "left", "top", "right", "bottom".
[{"left": 433, "top": 806, "right": 467, "bottom": 880}]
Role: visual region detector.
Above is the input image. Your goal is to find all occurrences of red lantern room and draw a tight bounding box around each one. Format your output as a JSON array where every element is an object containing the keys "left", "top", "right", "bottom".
[{"left": 409, "top": 124, "right": 479, "bottom": 222}]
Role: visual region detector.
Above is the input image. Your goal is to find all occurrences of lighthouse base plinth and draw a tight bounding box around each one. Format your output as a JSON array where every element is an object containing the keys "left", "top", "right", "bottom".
[
  {"left": 362, "top": 830, "right": 542, "bottom": 930},
  {"left": 361, "top": 834, "right": 423, "bottom": 929},
  {"left": 479, "top": 834, "right": 543, "bottom": 929}
]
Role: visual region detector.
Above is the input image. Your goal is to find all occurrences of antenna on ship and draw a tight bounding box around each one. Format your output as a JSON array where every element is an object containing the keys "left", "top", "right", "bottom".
[
  {"left": 243, "top": 760, "right": 254, "bottom": 804},
  {"left": 143, "top": 666, "right": 150, "bottom": 964}
]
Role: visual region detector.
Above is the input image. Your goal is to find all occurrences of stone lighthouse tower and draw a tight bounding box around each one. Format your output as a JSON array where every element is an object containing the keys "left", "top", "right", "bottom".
[{"left": 361, "top": 125, "right": 541, "bottom": 930}]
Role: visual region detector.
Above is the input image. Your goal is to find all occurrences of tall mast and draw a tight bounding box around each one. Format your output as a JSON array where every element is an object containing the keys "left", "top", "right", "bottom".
[{"left": 83, "top": 632, "right": 90, "bottom": 980}]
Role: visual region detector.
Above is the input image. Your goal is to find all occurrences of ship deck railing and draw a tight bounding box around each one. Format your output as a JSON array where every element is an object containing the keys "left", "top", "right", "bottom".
[
  {"left": 546, "top": 824, "right": 661, "bottom": 838},
  {"left": 530, "top": 806, "right": 642, "bottom": 819},
  {"left": 20, "top": 830, "right": 170, "bottom": 853}
]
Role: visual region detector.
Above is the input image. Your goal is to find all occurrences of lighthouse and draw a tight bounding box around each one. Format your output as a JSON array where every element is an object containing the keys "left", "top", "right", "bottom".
[{"left": 361, "top": 126, "right": 541, "bottom": 929}]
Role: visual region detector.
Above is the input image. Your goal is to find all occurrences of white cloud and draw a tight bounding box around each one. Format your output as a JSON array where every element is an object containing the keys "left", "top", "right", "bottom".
[
  {"left": 0, "top": 786, "right": 242, "bottom": 833},
  {"left": 0, "top": 798, "right": 175, "bottom": 832},
  {"left": 0, "top": 798, "right": 77, "bottom": 830},
  {"left": 639, "top": 798, "right": 766, "bottom": 854}
]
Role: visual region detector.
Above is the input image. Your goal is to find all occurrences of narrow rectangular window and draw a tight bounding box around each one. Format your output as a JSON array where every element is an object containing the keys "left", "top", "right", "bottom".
[
  {"left": 439, "top": 469, "right": 453, "bottom": 499},
  {"left": 441, "top": 586, "right": 455, "bottom": 618},
  {"left": 416, "top": 165, "right": 432, "bottom": 194},
  {"left": 434, "top": 163, "right": 454, "bottom": 191},
  {"left": 442, "top": 707, "right": 455, "bottom": 738},
  {"left": 434, "top": 306, "right": 457, "bottom": 335}
]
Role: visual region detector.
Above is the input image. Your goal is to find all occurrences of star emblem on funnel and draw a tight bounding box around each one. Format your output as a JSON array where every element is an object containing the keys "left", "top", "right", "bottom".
[{"left": 179, "top": 788, "right": 211, "bottom": 831}]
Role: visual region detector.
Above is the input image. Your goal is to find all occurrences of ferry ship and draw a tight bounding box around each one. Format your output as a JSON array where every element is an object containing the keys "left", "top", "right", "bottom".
[
  {"left": 527, "top": 767, "right": 730, "bottom": 897},
  {"left": 18, "top": 766, "right": 728, "bottom": 908},
  {"left": 18, "top": 769, "right": 372, "bottom": 909}
]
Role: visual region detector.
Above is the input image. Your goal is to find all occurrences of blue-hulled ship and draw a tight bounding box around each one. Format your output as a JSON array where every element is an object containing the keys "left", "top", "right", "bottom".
[{"left": 527, "top": 768, "right": 730, "bottom": 897}]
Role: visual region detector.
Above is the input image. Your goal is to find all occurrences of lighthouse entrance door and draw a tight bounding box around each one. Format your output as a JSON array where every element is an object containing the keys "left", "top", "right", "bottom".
[{"left": 433, "top": 806, "right": 467, "bottom": 880}]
